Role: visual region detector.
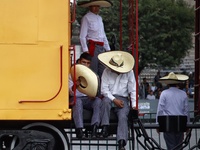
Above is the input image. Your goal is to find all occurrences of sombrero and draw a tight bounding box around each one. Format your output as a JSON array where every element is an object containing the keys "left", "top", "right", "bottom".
[
  {"left": 71, "top": 64, "right": 99, "bottom": 97},
  {"left": 77, "top": 0, "right": 112, "bottom": 7},
  {"left": 159, "top": 72, "right": 189, "bottom": 84},
  {"left": 98, "top": 51, "right": 135, "bottom": 73}
]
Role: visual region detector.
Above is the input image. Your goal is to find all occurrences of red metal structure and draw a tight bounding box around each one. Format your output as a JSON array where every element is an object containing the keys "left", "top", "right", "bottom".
[
  {"left": 194, "top": 0, "right": 200, "bottom": 116},
  {"left": 117, "top": 0, "right": 139, "bottom": 108},
  {"left": 127, "top": 0, "right": 139, "bottom": 108}
]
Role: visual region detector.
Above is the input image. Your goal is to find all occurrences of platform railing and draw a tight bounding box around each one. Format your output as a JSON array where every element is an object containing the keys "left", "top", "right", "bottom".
[{"left": 65, "top": 110, "right": 200, "bottom": 150}]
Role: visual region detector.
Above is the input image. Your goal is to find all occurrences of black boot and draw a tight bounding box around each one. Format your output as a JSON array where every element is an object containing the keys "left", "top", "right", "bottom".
[
  {"left": 76, "top": 128, "right": 83, "bottom": 139},
  {"left": 91, "top": 124, "right": 98, "bottom": 138},
  {"left": 118, "top": 140, "right": 126, "bottom": 150},
  {"left": 101, "top": 125, "right": 109, "bottom": 138}
]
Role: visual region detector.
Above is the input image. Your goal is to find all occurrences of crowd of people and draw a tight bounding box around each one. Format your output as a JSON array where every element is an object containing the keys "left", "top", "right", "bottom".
[{"left": 139, "top": 71, "right": 194, "bottom": 100}]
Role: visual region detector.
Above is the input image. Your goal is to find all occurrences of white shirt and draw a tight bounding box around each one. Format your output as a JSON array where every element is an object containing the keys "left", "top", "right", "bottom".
[
  {"left": 151, "top": 86, "right": 157, "bottom": 92},
  {"left": 156, "top": 87, "right": 189, "bottom": 122},
  {"left": 69, "top": 74, "right": 86, "bottom": 97},
  {"left": 101, "top": 68, "right": 136, "bottom": 107},
  {"left": 146, "top": 94, "right": 156, "bottom": 100},
  {"left": 79, "top": 11, "right": 110, "bottom": 52}
]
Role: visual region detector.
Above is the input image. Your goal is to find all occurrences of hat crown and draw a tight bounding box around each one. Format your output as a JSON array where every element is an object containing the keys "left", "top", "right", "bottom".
[
  {"left": 86, "top": 0, "right": 101, "bottom": 3},
  {"left": 77, "top": 0, "right": 112, "bottom": 7},
  {"left": 109, "top": 53, "right": 124, "bottom": 67},
  {"left": 168, "top": 72, "right": 178, "bottom": 80}
]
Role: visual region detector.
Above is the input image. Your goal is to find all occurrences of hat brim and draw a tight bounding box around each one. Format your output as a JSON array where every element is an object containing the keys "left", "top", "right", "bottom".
[
  {"left": 159, "top": 73, "right": 189, "bottom": 84},
  {"left": 98, "top": 51, "right": 135, "bottom": 73},
  {"left": 71, "top": 64, "right": 99, "bottom": 97},
  {"left": 158, "top": 79, "right": 185, "bottom": 85},
  {"left": 77, "top": 0, "right": 112, "bottom": 7}
]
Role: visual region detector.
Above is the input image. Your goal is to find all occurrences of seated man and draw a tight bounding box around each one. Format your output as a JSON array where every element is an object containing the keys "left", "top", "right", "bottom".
[
  {"left": 98, "top": 51, "right": 137, "bottom": 150},
  {"left": 69, "top": 52, "right": 101, "bottom": 138}
]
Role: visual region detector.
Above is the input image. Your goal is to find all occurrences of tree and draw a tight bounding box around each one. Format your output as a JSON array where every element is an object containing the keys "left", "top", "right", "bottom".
[
  {"left": 138, "top": 0, "right": 194, "bottom": 73},
  {"left": 75, "top": 0, "right": 194, "bottom": 74}
]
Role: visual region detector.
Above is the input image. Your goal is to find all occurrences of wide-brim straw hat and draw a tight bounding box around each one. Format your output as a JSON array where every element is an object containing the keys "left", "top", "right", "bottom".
[
  {"left": 98, "top": 51, "right": 135, "bottom": 73},
  {"left": 71, "top": 64, "right": 99, "bottom": 97},
  {"left": 77, "top": 0, "right": 112, "bottom": 7},
  {"left": 159, "top": 72, "right": 189, "bottom": 84}
]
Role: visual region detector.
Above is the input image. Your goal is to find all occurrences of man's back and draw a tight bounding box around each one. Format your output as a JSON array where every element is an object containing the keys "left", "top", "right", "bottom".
[{"left": 157, "top": 87, "right": 189, "bottom": 117}]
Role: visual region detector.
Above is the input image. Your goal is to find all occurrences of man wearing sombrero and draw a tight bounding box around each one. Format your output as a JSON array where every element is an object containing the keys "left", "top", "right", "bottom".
[
  {"left": 98, "top": 51, "right": 136, "bottom": 150},
  {"left": 156, "top": 72, "right": 190, "bottom": 149},
  {"left": 69, "top": 52, "right": 102, "bottom": 138},
  {"left": 78, "top": 0, "right": 112, "bottom": 78}
]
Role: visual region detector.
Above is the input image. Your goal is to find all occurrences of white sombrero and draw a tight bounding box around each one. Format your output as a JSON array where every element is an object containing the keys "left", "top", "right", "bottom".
[
  {"left": 98, "top": 51, "right": 135, "bottom": 73},
  {"left": 77, "top": 0, "right": 112, "bottom": 7},
  {"left": 159, "top": 72, "right": 189, "bottom": 84},
  {"left": 71, "top": 64, "right": 99, "bottom": 97}
]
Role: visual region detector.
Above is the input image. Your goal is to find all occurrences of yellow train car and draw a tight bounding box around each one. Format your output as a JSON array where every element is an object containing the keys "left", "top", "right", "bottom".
[{"left": 0, "top": 0, "right": 72, "bottom": 149}]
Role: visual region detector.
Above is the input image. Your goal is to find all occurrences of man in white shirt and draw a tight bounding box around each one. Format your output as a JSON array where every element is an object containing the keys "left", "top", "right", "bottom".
[
  {"left": 98, "top": 51, "right": 137, "bottom": 150},
  {"left": 156, "top": 72, "right": 189, "bottom": 149},
  {"left": 78, "top": 0, "right": 112, "bottom": 78},
  {"left": 69, "top": 52, "right": 101, "bottom": 138}
]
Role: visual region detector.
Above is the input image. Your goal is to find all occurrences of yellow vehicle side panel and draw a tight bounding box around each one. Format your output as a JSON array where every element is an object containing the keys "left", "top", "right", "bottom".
[
  {"left": 0, "top": 109, "right": 72, "bottom": 120},
  {"left": 0, "top": 0, "right": 38, "bottom": 43},
  {"left": 0, "top": 0, "right": 72, "bottom": 120}
]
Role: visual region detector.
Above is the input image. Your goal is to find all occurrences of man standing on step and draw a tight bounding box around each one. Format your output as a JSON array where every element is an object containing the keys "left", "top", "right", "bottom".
[{"left": 78, "top": 0, "right": 112, "bottom": 79}]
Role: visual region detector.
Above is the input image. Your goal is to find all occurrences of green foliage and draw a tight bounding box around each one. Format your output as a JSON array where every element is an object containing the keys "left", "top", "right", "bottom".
[
  {"left": 76, "top": 0, "right": 194, "bottom": 73},
  {"left": 138, "top": 0, "right": 194, "bottom": 72}
]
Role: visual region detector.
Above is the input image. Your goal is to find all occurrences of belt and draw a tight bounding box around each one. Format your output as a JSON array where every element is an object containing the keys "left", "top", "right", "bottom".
[{"left": 88, "top": 40, "right": 104, "bottom": 56}]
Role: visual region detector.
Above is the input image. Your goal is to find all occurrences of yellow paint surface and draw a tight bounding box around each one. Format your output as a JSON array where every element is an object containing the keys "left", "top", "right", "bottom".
[{"left": 0, "top": 0, "right": 72, "bottom": 120}]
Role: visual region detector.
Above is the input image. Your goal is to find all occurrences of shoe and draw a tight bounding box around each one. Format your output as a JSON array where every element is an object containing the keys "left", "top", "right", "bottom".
[
  {"left": 118, "top": 140, "right": 126, "bottom": 150},
  {"left": 76, "top": 128, "right": 83, "bottom": 139},
  {"left": 101, "top": 125, "right": 109, "bottom": 138},
  {"left": 91, "top": 124, "right": 98, "bottom": 138}
]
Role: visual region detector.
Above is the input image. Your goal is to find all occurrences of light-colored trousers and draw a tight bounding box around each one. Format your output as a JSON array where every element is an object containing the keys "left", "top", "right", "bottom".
[
  {"left": 100, "top": 96, "right": 130, "bottom": 144},
  {"left": 71, "top": 96, "right": 102, "bottom": 128}
]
